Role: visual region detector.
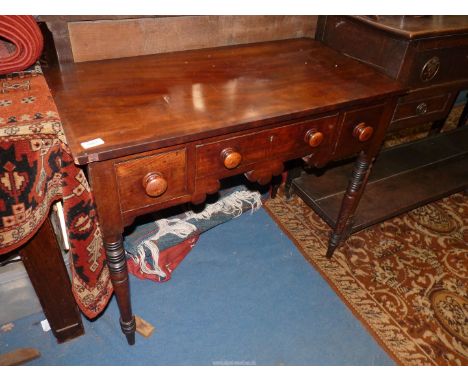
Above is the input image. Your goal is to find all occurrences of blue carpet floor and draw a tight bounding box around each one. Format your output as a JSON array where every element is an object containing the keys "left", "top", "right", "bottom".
[{"left": 0, "top": 208, "right": 394, "bottom": 365}]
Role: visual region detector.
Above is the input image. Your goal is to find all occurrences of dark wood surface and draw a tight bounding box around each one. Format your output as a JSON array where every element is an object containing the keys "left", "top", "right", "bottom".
[
  {"left": 292, "top": 128, "right": 468, "bottom": 233},
  {"left": 45, "top": 38, "right": 403, "bottom": 165},
  {"left": 316, "top": 16, "right": 468, "bottom": 94},
  {"left": 20, "top": 218, "right": 84, "bottom": 343},
  {"left": 37, "top": 15, "right": 163, "bottom": 22},
  {"left": 353, "top": 16, "right": 468, "bottom": 39},
  {"left": 287, "top": 15, "right": 468, "bottom": 238},
  {"left": 390, "top": 84, "right": 458, "bottom": 130},
  {"left": 46, "top": 38, "right": 405, "bottom": 344},
  {"left": 39, "top": 16, "right": 317, "bottom": 65}
]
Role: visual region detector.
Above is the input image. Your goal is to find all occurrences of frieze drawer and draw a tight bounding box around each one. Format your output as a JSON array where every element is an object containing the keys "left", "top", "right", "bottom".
[
  {"left": 268, "top": 114, "right": 338, "bottom": 167},
  {"left": 392, "top": 92, "right": 452, "bottom": 124},
  {"left": 115, "top": 149, "right": 188, "bottom": 212},
  {"left": 333, "top": 103, "right": 386, "bottom": 159}
]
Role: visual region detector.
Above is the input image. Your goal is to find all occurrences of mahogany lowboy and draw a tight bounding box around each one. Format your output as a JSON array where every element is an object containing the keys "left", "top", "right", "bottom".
[{"left": 45, "top": 39, "right": 405, "bottom": 344}]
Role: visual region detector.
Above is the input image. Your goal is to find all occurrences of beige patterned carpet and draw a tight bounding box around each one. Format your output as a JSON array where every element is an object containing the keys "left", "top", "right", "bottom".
[{"left": 264, "top": 105, "right": 468, "bottom": 365}]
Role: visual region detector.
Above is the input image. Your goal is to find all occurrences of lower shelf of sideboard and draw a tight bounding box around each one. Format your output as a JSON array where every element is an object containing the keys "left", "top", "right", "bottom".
[{"left": 292, "top": 127, "right": 468, "bottom": 233}]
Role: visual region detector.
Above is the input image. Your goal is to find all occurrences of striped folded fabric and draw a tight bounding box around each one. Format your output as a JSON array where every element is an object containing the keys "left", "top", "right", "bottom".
[
  {"left": 0, "top": 16, "right": 43, "bottom": 75},
  {"left": 124, "top": 183, "right": 266, "bottom": 282}
]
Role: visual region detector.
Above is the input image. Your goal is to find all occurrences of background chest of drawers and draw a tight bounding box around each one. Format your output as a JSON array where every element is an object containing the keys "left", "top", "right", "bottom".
[
  {"left": 291, "top": 16, "right": 468, "bottom": 246},
  {"left": 316, "top": 15, "right": 468, "bottom": 132}
]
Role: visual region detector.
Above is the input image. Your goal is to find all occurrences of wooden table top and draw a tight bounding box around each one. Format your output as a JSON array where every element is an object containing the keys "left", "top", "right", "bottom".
[{"left": 45, "top": 38, "right": 404, "bottom": 165}]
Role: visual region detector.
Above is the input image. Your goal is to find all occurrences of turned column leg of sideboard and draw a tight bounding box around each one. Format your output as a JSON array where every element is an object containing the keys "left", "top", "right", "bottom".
[{"left": 326, "top": 151, "right": 372, "bottom": 258}]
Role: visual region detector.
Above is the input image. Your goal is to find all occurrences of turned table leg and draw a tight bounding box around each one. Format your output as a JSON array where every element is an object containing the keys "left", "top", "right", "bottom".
[
  {"left": 88, "top": 161, "right": 137, "bottom": 345},
  {"left": 326, "top": 151, "right": 373, "bottom": 258},
  {"left": 104, "top": 237, "right": 136, "bottom": 345}
]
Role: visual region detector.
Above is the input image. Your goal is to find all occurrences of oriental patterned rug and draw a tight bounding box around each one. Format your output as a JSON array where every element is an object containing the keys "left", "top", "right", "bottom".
[
  {"left": 264, "top": 107, "right": 468, "bottom": 365},
  {"left": 0, "top": 67, "right": 112, "bottom": 318},
  {"left": 265, "top": 191, "right": 467, "bottom": 365}
]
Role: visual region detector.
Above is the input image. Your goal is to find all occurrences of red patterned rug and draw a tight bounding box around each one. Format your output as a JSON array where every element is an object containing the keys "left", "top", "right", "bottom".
[{"left": 0, "top": 68, "right": 112, "bottom": 318}]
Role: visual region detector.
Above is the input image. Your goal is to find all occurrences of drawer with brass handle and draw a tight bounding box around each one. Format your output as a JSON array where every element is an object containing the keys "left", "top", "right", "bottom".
[
  {"left": 405, "top": 42, "right": 468, "bottom": 88},
  {"left": 392, "top": 92, "right": 452, "bottom": 125}
]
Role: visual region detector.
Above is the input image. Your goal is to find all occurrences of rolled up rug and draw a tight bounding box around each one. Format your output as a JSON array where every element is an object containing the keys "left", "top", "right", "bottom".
[{"left": 0, "top": 15, "right": 43, "bottom": 75}]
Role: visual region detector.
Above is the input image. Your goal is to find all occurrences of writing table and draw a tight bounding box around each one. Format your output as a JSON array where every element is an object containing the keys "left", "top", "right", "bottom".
[{"left": 45, "top": 38, "right": 405, "bottom": 344}]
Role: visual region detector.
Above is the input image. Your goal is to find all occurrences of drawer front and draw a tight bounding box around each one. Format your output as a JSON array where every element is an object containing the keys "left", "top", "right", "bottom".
[
  {"left": 392, "top": 92, "right": 452, "bottom": 124},
  {"left": 333, "top": 103, "right": 386, "bottom": 159},
  {"left": 196, "top": 130, "right": 270, "bottom": 179},
  {"left": 269, "top": 114, "right": 338, "bottom": 161},
  {"left": 196, "top": 114, "right": 338, "bottom": 178},
  {"left": 116, "top": 149, "right": 187, "bottom": 212},
  {"left": 405, "top": 42, "right": 468, "bottom": 87}
]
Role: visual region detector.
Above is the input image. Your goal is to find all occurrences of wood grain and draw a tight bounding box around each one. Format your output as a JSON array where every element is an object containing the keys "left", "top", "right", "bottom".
[
  {"left": 67, "top": 16, "right": 317, "bottom": 62},
  {"left": 352, "top": 16, "right": 468, "bottom": 39},
  {"left": 393, "top": 92, "right": 451, "bottom": 123},
  {"left": 115, "top": 148, "right": 188, "bottom": 213},
  {"left": 20, "top": 218, "right": 84, "bottom": 343},
  {"left": 292, "top": 128, "right": 468, "bottom": 233},
  {"left": 45, "top": 39, "right": 404, "bottom": 165},
  {"left": 333, "top": 103, "right": 385, "bottom": 158},
  {"left": 0, "top": 348, "right": 40, "bottom": 366},
  {"left": 316, "top": 15, "right": 468, "bottom": 88},
  {"left": 135, "top": 315, "right": 155, "bottom": 338}
]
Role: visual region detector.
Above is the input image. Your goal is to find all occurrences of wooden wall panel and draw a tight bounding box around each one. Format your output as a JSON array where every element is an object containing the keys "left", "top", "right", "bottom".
[{"left": 66, "top": 16, "right": 317, "bottom": 62}]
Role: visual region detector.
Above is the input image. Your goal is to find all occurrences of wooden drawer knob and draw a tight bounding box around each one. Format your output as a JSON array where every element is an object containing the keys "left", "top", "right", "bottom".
[
  {"left": 221, "top": 148, "right": 242, "bottom": 169},
  {"left": 142, "top": 172, "right": 168, "bottom": 197},
  {"left": 305, "top": 130, "right": 324, "bottom": 147},
  {"left": 353, "top": 122, "right": 374, "bottom": 142}
]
